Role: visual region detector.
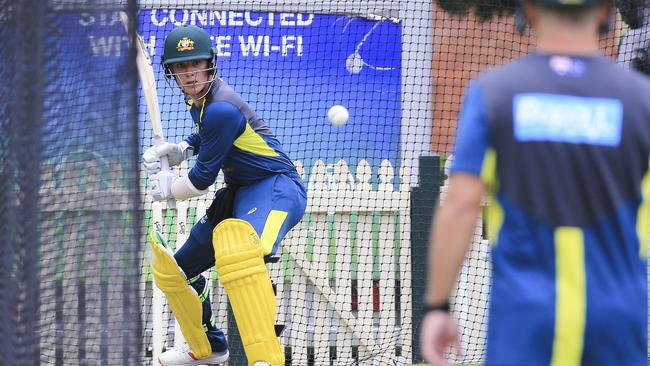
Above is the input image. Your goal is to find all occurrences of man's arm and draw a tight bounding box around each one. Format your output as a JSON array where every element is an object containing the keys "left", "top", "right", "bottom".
[
  {"left": 426, "top": 173, "right": 486, "bottom": 306},
  {"left": 185, "top": 133, "right": 201, "bottom": 155},
  {"left": 420, "top": 81, "right": 489, "bottom": 365},
  {"left": 427, "top": 82, "right": 489, "bottom": 305},
  {"left": 188, "top": 101, "right": 246, "bottom": 190},
  {"left": 150, "top": 101, "right": 246, "bottom": 202},
  {"left": 419, "top": 173, "right": 485, "bottom": 366}
]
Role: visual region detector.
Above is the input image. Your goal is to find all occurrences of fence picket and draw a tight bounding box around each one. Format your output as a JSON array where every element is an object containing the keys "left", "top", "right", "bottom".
[
  {"left": 334, "top": 213, "right": 354, "bottom": 364},
  {"left": 173, "top": 201, "right": 189, "bottom": 346},
  {"left": 378, "top": 212, "right": 397, "bottom": 364},
  {"left": 311, "top": 213, "right": 330, "bottom": 363},
  {"left": 151, "top": 202, "right": 165, "bottom": 366},
  {"left": 357, "top": 213, "right": 376, "bottom": 364},
  {"left": 288, "top": 220, "right": 309, "bottom": 365},
  {"left": 398, "top": 213, "right": 413, "bottom": 363}
]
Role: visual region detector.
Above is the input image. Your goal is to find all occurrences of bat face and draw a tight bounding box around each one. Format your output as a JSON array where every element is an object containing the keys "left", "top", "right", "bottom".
[
  {"left": 134, "top": 43, "right": 164, "bottom": 143},
  {"left": 136, "top": 36, "right": 152, "bottom": 64}
]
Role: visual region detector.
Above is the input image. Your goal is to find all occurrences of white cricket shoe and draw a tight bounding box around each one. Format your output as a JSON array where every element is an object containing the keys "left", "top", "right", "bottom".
[{"left": 158, "top": 343, "right": 229, "bottom": 366}]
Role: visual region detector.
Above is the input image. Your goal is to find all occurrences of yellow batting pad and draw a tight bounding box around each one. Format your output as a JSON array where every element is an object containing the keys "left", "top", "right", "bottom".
[
  {"left": 149, "top": 231, "right": 212, "bottom": 359},
  {"left": 213, "top": 219, "right": 284, "bottom": 366}
]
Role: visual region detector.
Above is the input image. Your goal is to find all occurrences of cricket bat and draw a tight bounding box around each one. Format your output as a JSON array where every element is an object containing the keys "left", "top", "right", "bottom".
[{"left": 121, "top": 12, "right": 176, "bottom": 209}]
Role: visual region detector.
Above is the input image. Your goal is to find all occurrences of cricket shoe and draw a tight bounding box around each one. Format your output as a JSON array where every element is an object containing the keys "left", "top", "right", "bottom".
[{"left": 158, "top": 343, "right": 229, "bottom": 366}]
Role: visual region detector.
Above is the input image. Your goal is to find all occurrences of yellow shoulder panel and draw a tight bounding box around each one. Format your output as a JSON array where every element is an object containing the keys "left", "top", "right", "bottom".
[{"left": 233, "top": 123, "right": 280, "bottom": 157}]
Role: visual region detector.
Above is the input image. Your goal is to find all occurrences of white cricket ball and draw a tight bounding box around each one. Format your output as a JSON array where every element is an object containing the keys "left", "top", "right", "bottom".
[{"left": 327, "top": 105, "right": 349, "bottom": 126}]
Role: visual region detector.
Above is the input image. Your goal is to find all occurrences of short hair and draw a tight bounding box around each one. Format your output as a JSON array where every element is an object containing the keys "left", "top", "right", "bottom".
[
  {"left": 435, "top": 0, "right": 517, "bottom": 21},
  {"left": 434, "top": 0, "right": 603, "bottom": 21}
]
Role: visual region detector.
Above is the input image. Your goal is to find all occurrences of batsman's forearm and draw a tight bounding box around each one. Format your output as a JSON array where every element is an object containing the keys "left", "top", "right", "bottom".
[
  {"left": 425, "top": 199, "right": 481, "bottom": 305},
  {"left": 171, "top": 175, "right": 209, "bottom": 200}
]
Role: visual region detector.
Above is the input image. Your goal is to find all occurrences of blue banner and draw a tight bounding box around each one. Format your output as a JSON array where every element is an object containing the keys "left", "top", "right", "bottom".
[{"left": 138, "top": 10, "right": 402, "bottom": 170}]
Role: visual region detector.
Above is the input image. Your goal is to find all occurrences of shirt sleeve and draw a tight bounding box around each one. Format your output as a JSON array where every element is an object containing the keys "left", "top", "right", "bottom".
[
  {"left": 450, "top": 82, "right": 490, "bottom": 177},
  {"left": 187, "top": 101, "right": 247, "bottom": 190},
  {"left": 184, "top": 133, "right": 201, "bottom": 154}
]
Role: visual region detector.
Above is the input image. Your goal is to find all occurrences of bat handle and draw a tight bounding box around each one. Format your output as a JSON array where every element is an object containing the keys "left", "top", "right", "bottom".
[
  {"left": 159, "top": 155, "right": 177, "bottom": 209},
  {"left": 152, "top": 138, "right": 176, "bottom": 209},
  {"left": 160, "top": 155, "right": 171, "bottom": 171}
]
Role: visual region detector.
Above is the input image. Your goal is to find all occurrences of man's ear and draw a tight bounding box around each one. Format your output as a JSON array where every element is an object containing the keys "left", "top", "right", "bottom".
[
  {"left": 523, "top": 1, "right": 537, "bottom": 29},
  {"left": 515, "top": 5, "right": 527, "bottom": 34},
  {"left": 516, "top": 1, "right": 536, "bottom": 34},
  {"left": 597, "top": 1, "right": 614, "bottom": 35}
]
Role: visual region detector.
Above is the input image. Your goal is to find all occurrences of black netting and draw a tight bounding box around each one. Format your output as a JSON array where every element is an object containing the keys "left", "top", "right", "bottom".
[
  {"left": 133, "top": 0, "right": 648, "bottom": 365},
  {"left": 3, "top": 0, "right": 650, "bottom": 365},
  {"left": 1, "top": 0, "right": 142, "bottom": 365},
  {"left": 135, "top": 2, "right": 650, "bottom": 365},
  {"left": 1, "top": 0, "right": 43, "bottom": 364}
]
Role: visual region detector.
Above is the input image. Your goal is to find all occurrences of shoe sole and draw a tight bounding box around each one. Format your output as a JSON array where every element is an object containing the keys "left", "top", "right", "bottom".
[
  {"left": 158, "top": 360, "right": 228, "bottom": 366},
  {"left": 158, "top": 363, "right": 226, "bottom": 366},
  {"left": 158, "top": 353, "right": 229, "bottom": 366}
]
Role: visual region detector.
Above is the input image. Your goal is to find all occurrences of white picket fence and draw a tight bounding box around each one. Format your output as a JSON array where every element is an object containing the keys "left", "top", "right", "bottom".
[{"left": 142, "top": 159, "right": 413, "bottom": 365}]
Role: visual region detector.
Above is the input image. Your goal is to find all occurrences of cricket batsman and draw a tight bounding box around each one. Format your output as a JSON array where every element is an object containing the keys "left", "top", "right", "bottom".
[{"left": 142, "top": 25, "right": 307, "bottom": 366}]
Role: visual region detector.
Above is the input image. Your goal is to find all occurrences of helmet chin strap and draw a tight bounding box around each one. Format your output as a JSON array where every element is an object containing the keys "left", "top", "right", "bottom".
[
  {"left": 174, "top": 75, "right": 214, "bottom": 102},
  {"left": 189, "top": 76, "right": 216, "bottom": 104}
]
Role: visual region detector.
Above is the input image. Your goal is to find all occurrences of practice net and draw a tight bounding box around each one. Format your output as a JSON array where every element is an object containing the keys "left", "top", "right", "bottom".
[
  {"left": 1, "top": 0, "right": 143, "bottom": 365},
  {"left": 2, "top": 0, "right": 650, "bottom": 365},
  {"left": 135, "top": 1, "right": 650, "bottom": 365}
]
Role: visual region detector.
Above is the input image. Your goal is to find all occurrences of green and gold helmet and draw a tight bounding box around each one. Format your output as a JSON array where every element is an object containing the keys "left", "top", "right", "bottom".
[
  {"left": 162, "top": 25, "right": 214, "bottom": 65},
  {"left": 161, "top": 25, "right": 216, "bottom": 80}
]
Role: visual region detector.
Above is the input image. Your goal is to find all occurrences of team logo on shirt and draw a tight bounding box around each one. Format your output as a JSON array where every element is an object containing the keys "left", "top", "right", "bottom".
[
  {"left": 549, "top": 56, "right": 586, "bottom": 77},
  {"left": 513, "top": 93, "right": 623, "bottom": 146},
  {"left": 177, "top": 37, "right": 195, "bottom": 52}
]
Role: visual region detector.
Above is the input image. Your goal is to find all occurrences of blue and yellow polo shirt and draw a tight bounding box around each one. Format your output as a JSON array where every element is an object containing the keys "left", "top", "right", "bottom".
[{"left": 452, "top": 53, "right": 650, "bottom": 366}]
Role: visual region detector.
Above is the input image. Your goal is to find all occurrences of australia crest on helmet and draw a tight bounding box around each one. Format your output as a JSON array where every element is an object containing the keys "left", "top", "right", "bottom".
[{"left": 177, "top": 37, "right": 195, "bottom": 52}]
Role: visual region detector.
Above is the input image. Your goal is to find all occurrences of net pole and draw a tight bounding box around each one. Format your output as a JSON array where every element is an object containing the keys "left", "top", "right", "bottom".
[{"left": 7, "top": 0, "right": 45, "bottom": 363}]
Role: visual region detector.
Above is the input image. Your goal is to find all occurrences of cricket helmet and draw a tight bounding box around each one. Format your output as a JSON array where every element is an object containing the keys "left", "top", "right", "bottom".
[{"left": 162, "top": 25, "right": 214, "bottom": 65}]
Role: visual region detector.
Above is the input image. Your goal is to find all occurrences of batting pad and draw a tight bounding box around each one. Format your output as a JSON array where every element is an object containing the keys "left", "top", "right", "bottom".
[
  {"left": 149, "top": 231, "right": 212, "bottom": 359},
  {"left": 213, "top": 219, "right": 284, "bottom": 366}
]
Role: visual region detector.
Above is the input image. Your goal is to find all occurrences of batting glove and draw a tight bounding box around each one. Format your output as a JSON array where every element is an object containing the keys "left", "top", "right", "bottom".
[
  {"left": 149, "top": 170, "right": 179, "bottom": 201},
  {"left": 143, "top": 141, "right": 194, "bottom": 173}
]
